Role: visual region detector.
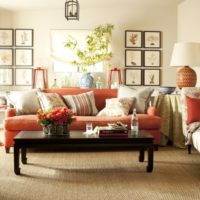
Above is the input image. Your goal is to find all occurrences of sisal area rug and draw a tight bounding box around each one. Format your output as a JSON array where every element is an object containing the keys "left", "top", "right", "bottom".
[{"left": 0, "top": 147, "right": 200, "bottom": 200}]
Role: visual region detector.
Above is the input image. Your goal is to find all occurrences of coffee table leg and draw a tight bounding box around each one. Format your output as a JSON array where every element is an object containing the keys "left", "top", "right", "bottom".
[
  {"left": 147, "top": 145, "right": 154, "bottom": 173},
  {"left": 139, "top": 149, "right": 144, "bottom": 162},
  {"left": 14, "top": 145, "right": 20, "bottom": 175},
  {"left": 21, "top": 148, "right": 27, "bottom": 164}
]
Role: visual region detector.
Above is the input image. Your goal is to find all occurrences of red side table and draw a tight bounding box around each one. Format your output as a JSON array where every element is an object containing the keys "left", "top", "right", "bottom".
[{"left": 108, "top": 67, "right": 122, "bottom": 88}]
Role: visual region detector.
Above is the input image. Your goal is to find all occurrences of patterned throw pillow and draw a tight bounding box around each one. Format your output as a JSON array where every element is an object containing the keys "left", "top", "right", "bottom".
[
  {"left": 37, "top": 92, "right": 66, "bottom": 111},
  {"left": 97, "top": 97, "right": 135, "bottom": 117},
  {"left": 118, "top": 85, "right": 154, "bottom": 114},
  {"left": 63, "top": 91, "right": 98, "bottom": 116},
  {"left": 7, "top": 90, "right": 41, "bottom": 115}
]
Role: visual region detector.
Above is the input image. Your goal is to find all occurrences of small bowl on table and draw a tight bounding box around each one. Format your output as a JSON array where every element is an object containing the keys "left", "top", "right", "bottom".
[{"left": 159, "top": 86, "right": 176, "bottom": 95}]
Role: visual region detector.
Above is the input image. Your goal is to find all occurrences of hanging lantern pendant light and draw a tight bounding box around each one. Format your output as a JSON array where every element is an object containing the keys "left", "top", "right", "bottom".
[{"left": 65, "top": 0, "right": 79, "bottom": 20}]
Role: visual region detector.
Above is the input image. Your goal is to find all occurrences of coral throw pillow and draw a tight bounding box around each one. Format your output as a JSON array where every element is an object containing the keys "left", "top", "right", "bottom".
[
  {"left": 186, "top": 95, "right": 200, "bottom": 125},
  {"left": 97, "top": 97, "right": 135, "bottom": 117},
  {"left": 63, "top": 91, "right": 98, "bottom": 116}
]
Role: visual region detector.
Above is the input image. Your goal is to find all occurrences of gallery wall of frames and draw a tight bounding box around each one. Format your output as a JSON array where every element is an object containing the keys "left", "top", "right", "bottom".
[
  {"left": 124, "top": 30, "right": 161, "bottom": 86},
  {"left": 0, "top": 28, "right": 34, "bottom": 86}
]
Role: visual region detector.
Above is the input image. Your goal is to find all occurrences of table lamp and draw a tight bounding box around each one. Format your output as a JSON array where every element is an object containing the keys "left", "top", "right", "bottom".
[{"left": 170, "top": 42, "right": 200, "bottom": 88}]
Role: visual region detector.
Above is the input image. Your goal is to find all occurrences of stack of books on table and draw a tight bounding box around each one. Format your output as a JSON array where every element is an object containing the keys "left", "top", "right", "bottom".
[{"left": 95, "top": 126, "right": 128, "bottom": 137}]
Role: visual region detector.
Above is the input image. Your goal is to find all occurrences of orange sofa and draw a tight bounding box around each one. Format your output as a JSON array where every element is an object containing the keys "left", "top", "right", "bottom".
[{"left": 3, "top": 88, "right": 161, "bottom": 153}]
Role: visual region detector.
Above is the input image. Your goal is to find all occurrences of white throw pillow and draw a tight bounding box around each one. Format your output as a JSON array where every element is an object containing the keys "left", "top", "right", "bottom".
[
  {"left": 97, "top": 97, "right": 135, "bottom": 117},
  {"left": 8, "top": 89, "right": 41, "bottom": 115},
  {"left": 118, "top": 85, "right": 154, "bottom": 114}
]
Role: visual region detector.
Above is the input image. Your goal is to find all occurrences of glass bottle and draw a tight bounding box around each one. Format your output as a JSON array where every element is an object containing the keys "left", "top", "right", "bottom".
[
  {"left": 131, "top": 108, "right": 139, "bottom": 136},
  {"left": 51, "top": 78, "right": 58, "bottom": 88}
]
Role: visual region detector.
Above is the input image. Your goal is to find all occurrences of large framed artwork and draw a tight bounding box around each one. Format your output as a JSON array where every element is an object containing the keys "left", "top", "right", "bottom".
[
  {"left": 125, "top": 68, "right": 142, "bottom": 86},
  {"left": 0, "top": 48, "right": 13, "bottom": 66},
  {"left": 15, "top": 29, "right": 33, "bottom": 47},
  {"left": 143, "top": 69, "right": 160, "bottom": 86},
  {"left": 0, "top": 29, "right": 14, "bottom": 47},
  {"left": 0, "top": 68, "right": 13, "bottom": 85},
  {"left": 125, "top": 30, "right": 142, "bottom": 48},
  {"left": 125, "top": 50, "right": 142, "bottom": 67},
  {"left": 15, "top": 68, "right": 32, "bottom": 86},
  {"left": 144, "top": 50, "right": 161, "bottom": 67},
  {"left": 144, "top": 31, "right": 161, "bottom": 48},
  {"left": 15, "top": 48, "right": 33, "bottom": 66}
]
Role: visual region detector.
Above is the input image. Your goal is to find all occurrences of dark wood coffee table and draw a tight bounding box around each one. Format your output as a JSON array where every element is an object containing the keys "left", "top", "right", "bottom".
[{"left": 13, "top": 131, "right": 154, "bottom": 175}]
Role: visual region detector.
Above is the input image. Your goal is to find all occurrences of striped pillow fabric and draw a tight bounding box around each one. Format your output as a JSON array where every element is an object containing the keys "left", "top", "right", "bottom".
[{"left": 63, "top": 91, "right": 98, "bottom": 116}]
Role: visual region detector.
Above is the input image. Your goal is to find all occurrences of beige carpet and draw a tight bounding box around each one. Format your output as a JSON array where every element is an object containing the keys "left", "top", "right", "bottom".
[{"left": 1, "top": 147, "right": 200, "bottom": 200}]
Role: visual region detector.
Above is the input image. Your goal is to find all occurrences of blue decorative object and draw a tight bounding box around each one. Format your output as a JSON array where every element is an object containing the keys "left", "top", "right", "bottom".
[{"left": 80, "top": 73, "right": 94, "bottom": 88}]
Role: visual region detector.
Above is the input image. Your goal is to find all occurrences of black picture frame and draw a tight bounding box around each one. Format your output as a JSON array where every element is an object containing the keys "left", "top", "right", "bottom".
[
  {"left": 125, "top": 30, "right": 142, "bottom": 48},
  {"left": 144, "top": 31, "right": 161, "bottom": 48},
  {"left": 15, "top": 48, "right": 33, "bottom": 66},
  {"left": 0, "top": 48, "right": 13, "bottom": 66},
  {"left": 125, "top": 68, "right": 142, "bottom": 86},
  {"left": 143, "top": 69, "right": 160, "bottom": 86},
  {"left": 125, "top": 49, "right": 142, "bottom": 67},
  {"left": 0, "top": 68, "right": 13, "bottom": 85},
  {"left": 0, "top": 29, "right": 14, "bottom": 47},
  {"left": 144, "top": 50, "right": 161, "bottom": 67},
  {"left": 15, "top": 29, "right": 34, "bottom": 47},
  {"left": 15, "top": 68, "right": 33, "bottom": 86}
]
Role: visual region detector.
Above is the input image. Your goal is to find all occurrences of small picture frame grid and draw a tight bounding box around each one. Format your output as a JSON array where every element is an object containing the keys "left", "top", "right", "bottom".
[
  {"left": 125, "top": 30, "right": 161, "bottom": 86},
  {"left": 0, "top": 28, "right": 34, "bottom": 86}
]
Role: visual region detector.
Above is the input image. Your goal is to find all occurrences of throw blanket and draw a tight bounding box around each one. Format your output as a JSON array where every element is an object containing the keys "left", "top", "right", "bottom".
[{"left": 186, "top": 122, "right": 200, "bottom": 145}]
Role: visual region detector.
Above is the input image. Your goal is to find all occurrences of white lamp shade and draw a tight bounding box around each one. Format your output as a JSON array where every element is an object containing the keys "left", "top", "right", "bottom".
[{"left": 170, "top": 42, "right": 200, "bottom": 66}]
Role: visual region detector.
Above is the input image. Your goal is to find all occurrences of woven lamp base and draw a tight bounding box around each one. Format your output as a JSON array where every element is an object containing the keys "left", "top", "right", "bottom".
[{"left": 176, "top": 66, "right": 197, "bottom": 89}]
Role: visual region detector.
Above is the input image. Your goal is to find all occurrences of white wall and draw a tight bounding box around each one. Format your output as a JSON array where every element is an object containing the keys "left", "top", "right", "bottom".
[
  {"left": 0, "top": 3, "right": 178, "bottom": 91},
  {"left": 178, "top": 0, "right": 200, "bottom": 86}
]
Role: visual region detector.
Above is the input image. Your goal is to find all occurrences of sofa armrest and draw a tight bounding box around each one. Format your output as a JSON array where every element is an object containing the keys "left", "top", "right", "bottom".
[
  {"left": 5, "top": 108, "right": 16, "bottom": 118},
  {"left": 147, "top": 106, "right": 158, "bottom": 116}
]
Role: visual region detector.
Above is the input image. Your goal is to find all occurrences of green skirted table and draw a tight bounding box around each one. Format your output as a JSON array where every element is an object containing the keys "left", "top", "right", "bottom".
[{"left": 153, "top": 94, "right": 185, "bottom": 148}]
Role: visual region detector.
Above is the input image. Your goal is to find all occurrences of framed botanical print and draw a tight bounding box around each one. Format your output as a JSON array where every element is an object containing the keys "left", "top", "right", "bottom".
[
  {"left": 144, "top": 31, "right": 161, "bottom": 48},
  {"left": 0, "top": 29, "right": 14, "bottom": 47},
  {"left": 15, "top": 29, "right": 33, "bottom": 47},
  {"left": 125, "top": 50, "right": 142, "bottom": 67},
  {"left": 143, "top": 69, "right": 160, "bottom": 86},
  {"left": 15, "top": 48, "right": 33, "bottom": 66},
  {"left": 144, "top": 50, "right": 161, "bottom": 67},
  {"left": 15, "top": 68, "right": 32, "bottom": 86},
  {"left": 0, "top": 68, "right": 13, "bottom": 85},
  {"left": 125, "top": 30, "right": 142, "bottom": 48},
  {"left": 0, "top": 48, "right": 13, "bottom": 66},
  {"left": 125, "top": 68, "right": 142, "bottom": 86}
]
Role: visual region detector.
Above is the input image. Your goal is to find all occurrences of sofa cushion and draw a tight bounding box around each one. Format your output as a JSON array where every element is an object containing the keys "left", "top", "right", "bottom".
[
  {"left": 97, "top": 97, "right": 134, "bottom": 117},
  {"left": 63, "top": 91, "right": 98, "bottom": 116},
  {"left": 117, "top": 85, "right": 154, "bottom": 114},
  {"left": 186, "top": 95, "right": 200, "bottom": 124},
  {"left": 7, "top": 90, "right": 41, "bottom": 115},
  {"left": 37, "top": 91, "right": 66, "bottom": 111}
]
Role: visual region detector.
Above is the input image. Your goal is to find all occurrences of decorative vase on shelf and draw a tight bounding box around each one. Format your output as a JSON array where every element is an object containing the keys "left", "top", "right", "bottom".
[{"left": 79, "top": 73, "right": 94, "bottom": 88}]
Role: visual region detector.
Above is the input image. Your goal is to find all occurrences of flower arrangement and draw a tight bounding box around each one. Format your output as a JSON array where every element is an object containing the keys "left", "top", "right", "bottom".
[{"left": 37, "top": 107, "right": 76, "bottom": 128}]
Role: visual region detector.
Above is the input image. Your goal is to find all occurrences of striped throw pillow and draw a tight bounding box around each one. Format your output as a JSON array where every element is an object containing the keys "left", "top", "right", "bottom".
[{"left": 63, "top": 91, "right": 98, "bottom": 116}]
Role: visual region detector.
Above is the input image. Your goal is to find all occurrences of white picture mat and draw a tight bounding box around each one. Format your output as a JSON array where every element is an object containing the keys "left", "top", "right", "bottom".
[
  {"left": 144, "top": 51, "right": 160, "bottom": 67},
  {"left": 126, "top": 50, "right": 142, "bottom": 67},
  {"left": 15, "top": 29, "right": 33, "bottom": 46},
  {"left": 15, "top": 68, "right": 32, "bottom": 85},
  {"left": 0, "top": 29, "right": 13, "bottom": 46},
  {"left": 126, "top": 31, "right": 142, "bottom": 48},
  {"left": 0, "top": 68, "right": 12, "bottom": 85},
  {"left": 0, "top": 49, "right": 13, "bottom": 66},
  {"left": 144, "top": 70, "right": 160, "bottom": 85},
  {"left": 15, "top": 49, "right": 33, "bottom": 66},
  {"left": 125, "top": 69, "right": 142, "bottom": 85}
]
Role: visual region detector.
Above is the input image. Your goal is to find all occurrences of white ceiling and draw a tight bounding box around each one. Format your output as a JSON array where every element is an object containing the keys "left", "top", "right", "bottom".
[{"left": 0, "top": 0, "right": 184, "bottom": 12}]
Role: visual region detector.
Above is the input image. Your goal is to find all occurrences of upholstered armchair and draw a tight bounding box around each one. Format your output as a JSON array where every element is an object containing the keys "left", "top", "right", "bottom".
[{"left": 181, "top": 87, "right": 200, "bottom": 154}]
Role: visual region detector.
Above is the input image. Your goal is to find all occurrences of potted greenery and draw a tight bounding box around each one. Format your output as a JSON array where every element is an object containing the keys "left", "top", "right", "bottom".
[{"left": 64, "top": 23, "right": 114, "bottom": 88}]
